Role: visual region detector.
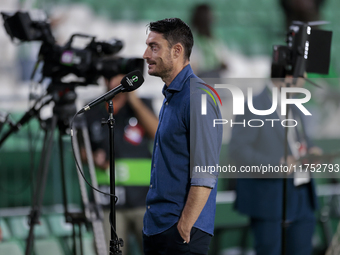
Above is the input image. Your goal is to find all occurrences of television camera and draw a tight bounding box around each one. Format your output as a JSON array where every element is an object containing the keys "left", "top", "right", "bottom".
[
  {"left": 1, "top": 11, "right": 144, "bottom": 86},
  {"left": 272, "top": 21, "right": 332, "bottom": 78},
  {"left": 1, "top": 10, "right": 146, "bottom": 255}
]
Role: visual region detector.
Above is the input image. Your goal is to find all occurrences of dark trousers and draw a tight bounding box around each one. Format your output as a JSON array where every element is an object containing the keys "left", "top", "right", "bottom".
[
  {"left": 251, "top": 185, "right": 316, "bottom": 255},
  {"left": 251, "top": 217, "right": 315, "bottom": 255},
  {"left": 143, "top": 223, "right": 212, "bottom": 255}
]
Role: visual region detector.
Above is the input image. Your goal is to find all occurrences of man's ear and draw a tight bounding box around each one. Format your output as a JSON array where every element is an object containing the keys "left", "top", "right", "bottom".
[{"left": 172, "top": 43, "right": 184, "bottom": 59}]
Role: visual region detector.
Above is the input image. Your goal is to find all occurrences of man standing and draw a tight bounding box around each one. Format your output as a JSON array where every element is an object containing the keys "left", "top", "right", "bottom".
[{"left": 142, "top": 18, "right": 223, "bottom": 255}]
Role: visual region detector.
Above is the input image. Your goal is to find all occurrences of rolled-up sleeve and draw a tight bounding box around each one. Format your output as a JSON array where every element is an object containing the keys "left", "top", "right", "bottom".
[{"left": 189, "top": 80, "right": 223, "bottom": 188}]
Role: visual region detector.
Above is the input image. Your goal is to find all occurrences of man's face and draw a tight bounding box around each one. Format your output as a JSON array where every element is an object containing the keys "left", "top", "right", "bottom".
[{"left": 143, "top": 31, "right": 173, "bottom": 78}]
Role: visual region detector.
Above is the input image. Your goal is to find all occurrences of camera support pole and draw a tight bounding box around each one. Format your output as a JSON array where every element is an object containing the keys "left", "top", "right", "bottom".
[
  {"left": 105, "top": 100, "right": 123, "bottom": 255},
  {"left": 281, "top": 81, "right": 293, "bottom": 255},
  {"left": 22, "top": 88, "right": 107, "bottom": 255},
  {"left": 281, "top": 103, "right": 289, "bottom": 255},
  {"left": 25, "top": 115, "right": 57, "bottom": 255}
]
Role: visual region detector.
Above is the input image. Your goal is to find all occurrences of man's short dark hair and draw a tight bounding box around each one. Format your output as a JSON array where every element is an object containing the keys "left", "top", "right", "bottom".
[{"left": 148, "top": 18, "right": 194, "bottom": 61}]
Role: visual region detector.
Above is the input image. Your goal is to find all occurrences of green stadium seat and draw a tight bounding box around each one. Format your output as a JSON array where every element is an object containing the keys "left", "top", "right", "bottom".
[
  {"left": 34, "top": 238, "right": 64, "bottom": 255},
  {"left": 82, "top": 235, "right": 97, "bottom": 255},
  {"left": 7, "top": 216, "right": 50, "bottom": 239},
  {"left": 0, "top": 218, "right": 12, "bottom": 240},
  {"left": 0, "top": 240, "right": 24, "bottom": 255},
  {"left": 46, "top": 214, "right": 73, "bottom": 237},
  {"left": 66, "top": 234, "right": 96, "bottom": 255}
]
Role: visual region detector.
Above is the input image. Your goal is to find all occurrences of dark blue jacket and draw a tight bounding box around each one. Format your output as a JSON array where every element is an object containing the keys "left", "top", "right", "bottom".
[{"left": 229, "top": 86, "right": 317, "bottom": 220}]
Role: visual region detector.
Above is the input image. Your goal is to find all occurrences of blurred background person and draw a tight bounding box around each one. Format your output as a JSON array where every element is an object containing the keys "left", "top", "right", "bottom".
[
  {"left": 82, "top": 71, "right": 158, "bottom": 255},
  {"left": 190, "top": 3, "right": 229, "bottom": 78},
  {"left": 229, "top": 63, "right": 322, "bottom": 255},
  {"left": 280, "top": 0, "right": 326, "bottom": 29}
]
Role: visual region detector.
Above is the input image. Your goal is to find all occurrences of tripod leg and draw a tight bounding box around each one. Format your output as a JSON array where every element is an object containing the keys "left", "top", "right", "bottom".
[
  {"left": 59, "top": 129, "right": 83, "bottom": 255},
  {"left": 58, "top": 132, "right": 70, "bottom": 218},
  {"left": 25, "top": 116, "right": 58, "bottom": 255},
  {"left": 79, "top": 223, "right": 84, "bottom": 255},
  {"left": 72, "top": 128, "right": 90, "bottom": 212},
  {"left": 81, "top": 125, "right": 103, "bottom": 215},
  {"left": 81, "top": 125, "right": 108, "bottom": 255},
  {"left": 72, "top": 127, "right": 108, "bottom": 255},
  {"left": 72, "top": 223, "right": 77, "bottom": 255}
]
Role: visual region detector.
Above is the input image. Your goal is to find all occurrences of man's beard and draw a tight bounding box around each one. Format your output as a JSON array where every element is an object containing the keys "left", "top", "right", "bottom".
[
  {"left": 150, "top": 65, "right": 173, "bottom": 79},
  {"left": 149, "top": 56, "right": 173, "bottom": 79}
]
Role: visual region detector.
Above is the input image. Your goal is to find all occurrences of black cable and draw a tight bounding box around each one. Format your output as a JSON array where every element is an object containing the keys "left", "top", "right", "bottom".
[
  {"left": 70, "top": 110, "right": 118, "bottom": 201},
  {"left": 109, "top": 211, "right": 119, "bottom": 239}
]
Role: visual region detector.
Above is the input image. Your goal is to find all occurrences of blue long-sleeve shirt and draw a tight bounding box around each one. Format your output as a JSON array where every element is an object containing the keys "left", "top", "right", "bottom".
[{"left": 143, "top": 64, "right": 223, "bottom": 236}]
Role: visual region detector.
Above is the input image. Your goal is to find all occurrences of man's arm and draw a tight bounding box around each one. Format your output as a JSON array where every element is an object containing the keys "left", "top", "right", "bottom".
[
  {"left": 127, "top": 91, "right": 158, "bottom": 138},
  {"left": 177, "top": 186, "right": 212, "bottom": 243},
  {"left": 177, "top": 80, "right": 222, "bottom": 242}
]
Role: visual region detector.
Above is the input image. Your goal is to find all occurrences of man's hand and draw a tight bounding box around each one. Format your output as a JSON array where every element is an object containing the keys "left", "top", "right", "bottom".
[
  {"left": 177, "top": 219, "right": 191, "bottom": 243},
  {"left": 177, "top": 186, "right": 212, "bottom": 243},
  {"left": 280, "top": 155, "right": 297, "bottom": 175},
  {"left": 308, "top": 146, "right": 323, "bottom": 156},
  {"left": 93, "top": 149, "right": 109, "bottom": 170},
  {"left": 307, "top": 146, "right": 323, "bottom": 164},
  {"left": 126, "top": 91, "right": 158, "bottom": 139},
  {"left": 126, "top": 90, "right": 138, "bottom": 103}
]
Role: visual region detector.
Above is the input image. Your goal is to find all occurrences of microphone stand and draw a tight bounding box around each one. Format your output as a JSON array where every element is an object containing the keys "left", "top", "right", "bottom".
[
  {"left": 281, "top": 80, "right": 294, "bottom": 255},
  {"left": 281, "top": 76, "right": 324, "bottom": 255},
  {"left": 281, "top": 84, "right": 290, "bottom": 255},
  {"left": 105, "top": 100, "right": 123, "bottom": 255}
]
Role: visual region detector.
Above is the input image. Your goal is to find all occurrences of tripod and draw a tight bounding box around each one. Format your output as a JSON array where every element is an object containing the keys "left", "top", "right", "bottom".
[
  {"left": 3, "top": 85, "right": 108, "bottom": 255},
  {"left": 105, "top": 101, "right": 123, "bottom": 255}
]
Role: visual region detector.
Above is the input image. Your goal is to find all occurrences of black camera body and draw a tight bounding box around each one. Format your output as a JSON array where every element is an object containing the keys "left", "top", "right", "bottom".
[
  {"left": 1, "top": 11, "right": 144, "bottom": 85},
  {"left": 272, "top": 21, "right": 332, "bottom": 78}
]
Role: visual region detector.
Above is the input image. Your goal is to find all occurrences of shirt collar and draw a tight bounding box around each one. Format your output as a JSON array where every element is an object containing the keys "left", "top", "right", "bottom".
[{"left": 162, "top": 64, "right": 193, "bottom": 99}]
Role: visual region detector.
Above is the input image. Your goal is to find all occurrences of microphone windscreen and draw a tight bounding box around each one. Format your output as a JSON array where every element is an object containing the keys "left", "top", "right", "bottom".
[{"left": 120, "top": 70, "right": 144, "bottom": 92}]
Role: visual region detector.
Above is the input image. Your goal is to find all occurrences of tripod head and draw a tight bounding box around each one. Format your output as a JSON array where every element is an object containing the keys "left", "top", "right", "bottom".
[{"left": 38, "top": 82, "right": 78, "bottom": 135}]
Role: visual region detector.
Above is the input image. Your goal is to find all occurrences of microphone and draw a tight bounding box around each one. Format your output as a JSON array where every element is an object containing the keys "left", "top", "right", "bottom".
[{"left": 79, "top": 70, "right": 144, "bottom": 113}]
